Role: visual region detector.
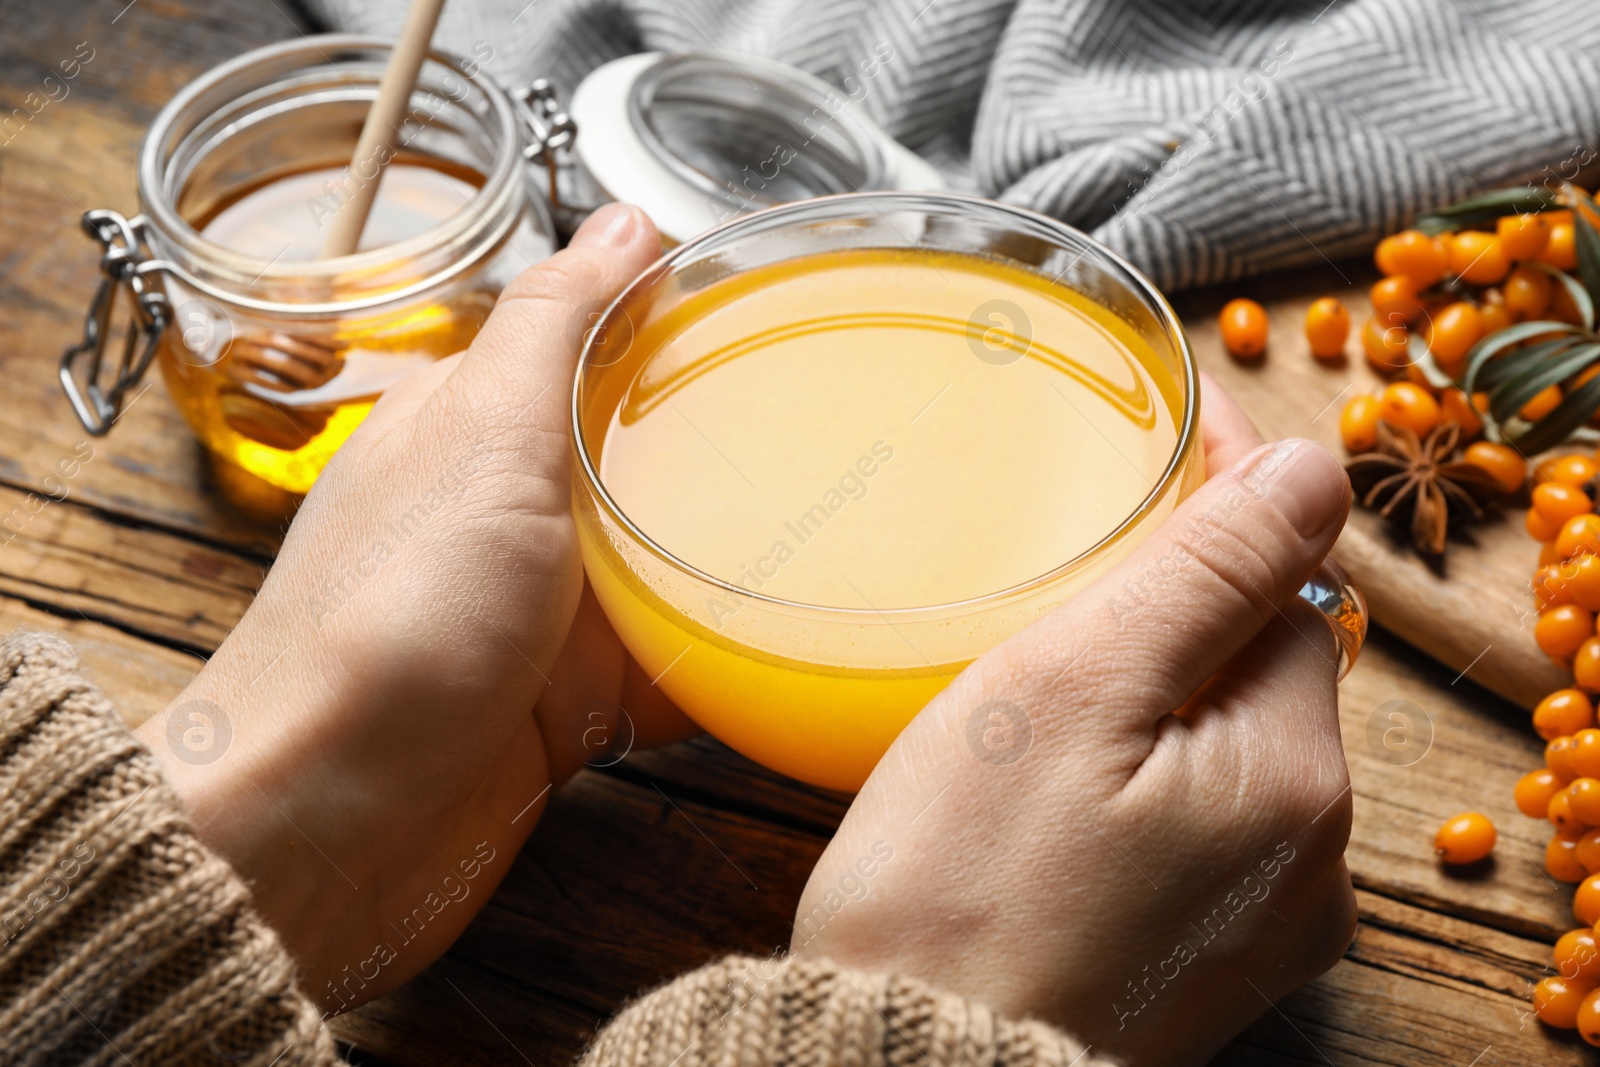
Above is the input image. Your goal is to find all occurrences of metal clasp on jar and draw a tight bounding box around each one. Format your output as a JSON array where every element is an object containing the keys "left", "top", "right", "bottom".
[
  {"left": 512, "top": 79, "right": 598, "bottom": 237},
  {"left": 58, "top": 209, "right": 173, "bottom": 435}
]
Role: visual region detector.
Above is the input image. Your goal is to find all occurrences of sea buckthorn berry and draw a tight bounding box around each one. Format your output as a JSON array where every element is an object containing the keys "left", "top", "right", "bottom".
[
  {"left": 1379, "top": 382, "right": 1441, "bottom": 437},
  {"left": 1434, "top": 812, "right": 1496, "bottom": 864},
  {"left": 1530, "top": 507, "right": 1566, "bottom": 542},
  {"left": 1535, "top": 974, "right": 1588, "bottom": 1029},
  {"left": 1545, "top": 539, "right": 1569, "bottom": 566},
  {"left": 1425, "top": 302, "right": 1483, "bottom": 373},
  {"left": 1538, "top": 688, "right": 1597, "bottom": 737},
  {"left": 1219, "top": 299, "right": 1268, "bottom": 358},
  {"left": 1542, "top": 453, "right": 1599, "bottom": 488},
  {"left": 1304, "top": 297, "right": 1350, "bottom": 359},
  {"left": 1498, "top": 212, "right": 1551, "bottom": 261},
  {"left": 1552, "top": 735, "right": 1581, "bottom": 783},
  {"left": 1543, "top": 222, "right": 1580, "bottom": 271},
  {"left": 1580, "top": 827, "right": 1600, "bottom": 872},
  {"left": 1535, "top": 562, "right": 1579, "bottom": 607},
  {"left": 1559, "top": 928, "right": 1600, "bottom": 984},
  {"left": 1559, "top": 515, "right": 1600, "bottom": 559},
  {"left": 1338, "top": 395, "right": 1381, "bottom": 453},
  {"left": 1537, "top": 609, "right": 1596, "bottom": 662},
  {"left": 1505, "top": 263, "right": 1555, "bottom": 319},
  {"left": 1449, "top": 230, "right": 1512, "bottom": 285},
  {"left": 1462, "top": 441, "right": 1527, "bottom": 494},
  {"left": 1553, "top": 790, "right": 1586, "bottom": 834},
  {"left": 1522, "top": 383, "right": 1565, "bottom": 422},
  {"left": 1477, "top": 298, "right": 1513, "bottom": 337},
  {"left": 1440, "top": 389, "right": 1482, "bottom": 439},
  {"left": 1577, "top": 637, "right": 1600, "bottom": 692},
  {"left": 1370, "top": 275, "right": 1424, "bottom": 325},
  {"left": 1385, "top": 229, "right": 1449, "bottom": 286},
  {"left": 1361, "top": 315, "right": 1410, "bottom": 372},
  {"left": 1574, "top": 729, "right": 1600, "bottom": 778},
  {"left": 1579, "top": 987, "right": 1600, "bottom": 1047},
  {"left": 1568, "top": 555, "right": 1600, "bottom": 611},
  {"left": 1574, "top": 778, "right": 1600, "bottom": 825},
  {"left": 1536, "top": 482, "right": 1595, "bottom": 526},
  {"left": 1578, "top": 873, "right": 1600, "bottom": 925},
  {"left": 1520, "top": 766, "right": 1569, "bottom": 816},
  {"left": 1552, "top": 833, "right": 1589, "bottom": 882},
  {"left": 1374, "top": 234, "right": 1404, "bottom": 276}
]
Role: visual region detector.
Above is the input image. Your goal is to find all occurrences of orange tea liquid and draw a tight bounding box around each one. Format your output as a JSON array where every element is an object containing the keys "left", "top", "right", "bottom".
[
  {"left": 160, "top": 159, "right": 493, "bottom": 494},
  {"left": 578, "top": 248, "right": 1193, "bottom": 790}
]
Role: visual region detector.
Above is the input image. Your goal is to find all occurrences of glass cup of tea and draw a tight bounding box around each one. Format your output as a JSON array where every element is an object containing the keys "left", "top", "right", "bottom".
[{"left": 572, "top": 192, "right": 1365, "bottom": 791}]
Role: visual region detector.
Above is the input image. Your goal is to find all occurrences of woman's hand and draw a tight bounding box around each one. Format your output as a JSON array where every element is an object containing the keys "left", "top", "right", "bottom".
[
  {"left": 793, "top": 378, "right": 1355, "bottom": 1067},
  {"left": 136, "top": 204, "right": 694, "bottom": 1010}
]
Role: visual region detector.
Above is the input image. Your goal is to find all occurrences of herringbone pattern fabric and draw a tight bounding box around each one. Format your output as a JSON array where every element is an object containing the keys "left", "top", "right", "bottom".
[{"left": 306, "top": 0, "right": 1600, "bottom": 290}]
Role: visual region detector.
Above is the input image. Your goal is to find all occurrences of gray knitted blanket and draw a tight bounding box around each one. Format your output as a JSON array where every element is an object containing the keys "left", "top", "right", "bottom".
[{"left": 307, "top": 0, "right": 1600, "bottom": 291}]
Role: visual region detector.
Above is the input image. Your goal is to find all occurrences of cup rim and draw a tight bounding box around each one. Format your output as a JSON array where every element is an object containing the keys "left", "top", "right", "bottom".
[{"left": 572, "top": 190, "right": 1199, "bottom": 620}]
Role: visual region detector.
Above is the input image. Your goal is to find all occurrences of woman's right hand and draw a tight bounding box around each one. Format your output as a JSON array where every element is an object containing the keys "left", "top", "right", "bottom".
[{"left": 792, "top": 379, "right": 1356, "bottom": 1067}]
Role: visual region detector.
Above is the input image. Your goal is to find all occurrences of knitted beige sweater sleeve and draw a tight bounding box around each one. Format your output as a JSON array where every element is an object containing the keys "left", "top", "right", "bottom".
[{"left": 0, "top": 631, "right": 1109, "bottom": 1067}]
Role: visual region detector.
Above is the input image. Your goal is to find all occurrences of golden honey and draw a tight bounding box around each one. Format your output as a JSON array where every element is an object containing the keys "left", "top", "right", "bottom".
[{"left": 159, "top": 158, "right": 496, "bottom": 494}]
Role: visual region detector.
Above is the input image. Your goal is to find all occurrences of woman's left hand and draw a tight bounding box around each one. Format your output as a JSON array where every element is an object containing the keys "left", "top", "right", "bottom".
[{"left": 136, "top": 204, "right": 693, "bottom": 1010}]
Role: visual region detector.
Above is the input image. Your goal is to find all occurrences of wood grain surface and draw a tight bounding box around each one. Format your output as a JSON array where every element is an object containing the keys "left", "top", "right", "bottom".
[{"left": 0, "top": 1, "right": 1587, "bottom": 1064}]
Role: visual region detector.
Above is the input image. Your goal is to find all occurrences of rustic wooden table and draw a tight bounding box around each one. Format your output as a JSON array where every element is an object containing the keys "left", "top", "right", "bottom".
[{"left": 1, "top": 2, "right": 1591, "bottom": 1063}]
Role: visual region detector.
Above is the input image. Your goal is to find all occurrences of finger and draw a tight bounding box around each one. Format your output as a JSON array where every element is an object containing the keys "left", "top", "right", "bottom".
[
  {"left": 1199, "top": 371, "right": 1265, "bottom": 474},
  {"left": 428, "top": 203, "right": 660, "bottom": 452},
  {"left": 620, "top": 657, "right": 701, "bottom": 748},
  {"left": 1185, "top": 611, "right": 1345, "bottom": 773},
  {"left": 978, "top": 437, "right": 1351, "bottom": 728},
  {"left": 533, "top": 583, "right": 699, "bottom": 784},
  {"left": 534, "top": 583, "right": 628, "bottom": 785}
]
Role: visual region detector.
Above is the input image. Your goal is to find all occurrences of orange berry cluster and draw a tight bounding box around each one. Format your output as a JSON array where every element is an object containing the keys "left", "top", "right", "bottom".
[
  {"left": 1535, "top": 929, "right": 1600, "bottom": 1040},
  {"left": 1333, "top": 212, "right": 1591, "bottom": 453},
  {"left": 1368, "top": 215, "right": 1580, "bottom": 380},
  {"left": 1520, "top": 452, "right": 1600, "bottom": 1039},
  {"left": 1339, "top": 378, "right": 1497, "bottom": 451},
  {"left": 1337, "top": 379, "right": 1526, "bottom": 488},
  {"left": 1220, "top": 211, "right": 1581, "bottom": 368}
]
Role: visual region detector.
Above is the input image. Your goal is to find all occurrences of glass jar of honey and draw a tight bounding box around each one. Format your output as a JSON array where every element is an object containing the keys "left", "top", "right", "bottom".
[{"left": 59, "top": 36, "right": 567, "bottom": 496}]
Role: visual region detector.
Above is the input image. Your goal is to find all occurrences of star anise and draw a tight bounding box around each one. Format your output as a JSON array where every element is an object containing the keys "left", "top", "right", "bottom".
[{"left": 1345, "top": 421, "right": 1506, "bottom": 556}]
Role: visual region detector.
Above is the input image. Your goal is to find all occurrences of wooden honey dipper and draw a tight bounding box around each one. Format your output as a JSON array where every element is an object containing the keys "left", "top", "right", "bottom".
[{"left": 224, "top": 0, "right": 448, "bottom": 403}]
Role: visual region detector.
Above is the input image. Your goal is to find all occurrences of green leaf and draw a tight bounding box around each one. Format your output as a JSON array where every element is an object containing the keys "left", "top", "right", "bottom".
[
  {"left": 1413, "top": 187, "right": 1561, "bottom": 235},
  {"left": 1575, "top": 209, "right": 1600, "bottom": 309},
  {"left": 1475, "top": 335, "right": 1583, "bottom": 393},
  {"left": 1530, "top": 261, "right": 1597, "bottom": 331},
  {"left": 1489, "top": 341, "right": 1600, "bottom": 423},
  {"left": 1404, "top": 333, "right": 1457, "bottom": 389},
  {"left": 1513, "top": 363, "right": 1600, "bottom": 454},
  {"left": 1461, "top": 320, "right": 1583, "bottom": 392}
]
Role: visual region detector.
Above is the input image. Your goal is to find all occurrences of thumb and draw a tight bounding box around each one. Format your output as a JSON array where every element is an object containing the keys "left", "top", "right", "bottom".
[
  {"left": 972, "top": 438, "right": 1350, "bottom": 729},
  {"left": 430, "top": 203, "right": 659, "bottom": 446}
]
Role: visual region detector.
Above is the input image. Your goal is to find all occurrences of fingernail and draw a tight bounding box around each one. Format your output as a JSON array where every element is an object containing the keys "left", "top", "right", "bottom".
[
  {"left": 1242, "top": 439, "right": 1348, "bottom": 538},
  {"left": 571, "top": 204, "right": 641, "bottom": 249}
]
